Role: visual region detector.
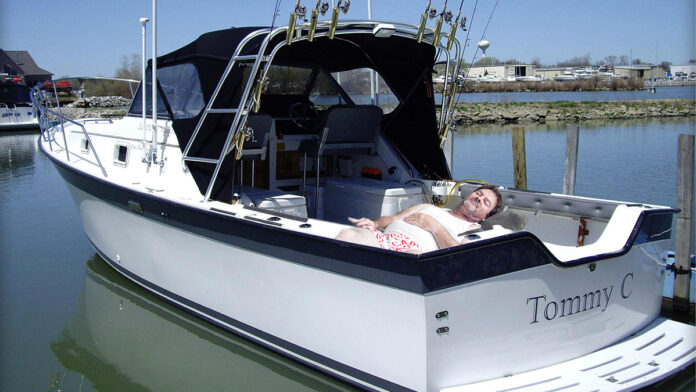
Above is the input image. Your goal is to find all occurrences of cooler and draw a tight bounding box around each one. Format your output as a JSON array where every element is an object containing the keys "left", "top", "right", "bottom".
[{"left": 324, "top": 178, "right": 423, "bottom": 223}]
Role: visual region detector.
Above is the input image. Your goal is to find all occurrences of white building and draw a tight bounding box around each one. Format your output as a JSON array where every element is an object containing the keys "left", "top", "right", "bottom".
[
  {"left": 670, "top": 64, "right": 696, "bottom": 78},
  {"left": 462, "top": 64, "right": 535, "bottom": 81}
]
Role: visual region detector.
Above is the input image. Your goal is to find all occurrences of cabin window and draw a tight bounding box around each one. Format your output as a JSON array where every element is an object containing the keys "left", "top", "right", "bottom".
[
  {"left": 157, "top": 63, "right": 205, "bottom": 119},
  {"left": 330, "top": 68, "right": 398, "bottom": 114},
  {"left": 309, "top": 71, "right": 348, "bottom": 107},
  {"left": 127, "top": 63, "right": 205, "bottom": 119},
  {"left": 264, "top": 66, "right": 314, "bottom": 95},
  {"left": 113, "top": 144, "right": 129, "bottom": 167},
  {"left": 127, "top": 69, "right": 169, "bottom": 119}
]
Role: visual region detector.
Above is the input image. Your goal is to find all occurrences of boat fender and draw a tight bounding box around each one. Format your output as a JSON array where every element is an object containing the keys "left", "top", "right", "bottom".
[{"left": 577, "top": 216, "right": 589, "bottom": 246}]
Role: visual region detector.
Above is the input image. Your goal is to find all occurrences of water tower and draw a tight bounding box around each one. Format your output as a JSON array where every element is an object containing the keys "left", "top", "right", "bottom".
[{"left": 478, "top": 40, "right": 490, "bottom": 57}]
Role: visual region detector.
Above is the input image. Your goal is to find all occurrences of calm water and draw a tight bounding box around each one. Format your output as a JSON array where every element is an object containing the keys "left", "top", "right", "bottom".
[{"left": 1, "top": 116, "right": 695, "bottom": 390}]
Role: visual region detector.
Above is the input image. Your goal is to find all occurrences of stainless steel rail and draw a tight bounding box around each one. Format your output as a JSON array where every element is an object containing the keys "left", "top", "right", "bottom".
[{"left": 30, "top": 86, "right": 108, "bottom": 177}]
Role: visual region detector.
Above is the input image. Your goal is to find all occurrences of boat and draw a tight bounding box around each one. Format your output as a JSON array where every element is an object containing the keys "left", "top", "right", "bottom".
[
  {"left": 476, "top": 74, "right": 505, "bottom": 82},
  {"left": 515, "top": 75, "right": 545, "bottom": 82},
  {"left": 32, "top": 2, "right": 694, "bottom": 391},
  {"left": 553, "top": 68, "right": 578, "bottom": 82},
  {"left": 0, "top": 77, "right": 39, "bottom": 130}
]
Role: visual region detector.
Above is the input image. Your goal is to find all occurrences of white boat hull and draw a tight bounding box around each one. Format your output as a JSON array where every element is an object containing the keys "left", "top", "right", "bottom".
[
  {"left": 55, "top": 166, "right": 681, "bottom": 391},
  {"left": 0, "top": 105, "right": 39, "bottom": 130}
]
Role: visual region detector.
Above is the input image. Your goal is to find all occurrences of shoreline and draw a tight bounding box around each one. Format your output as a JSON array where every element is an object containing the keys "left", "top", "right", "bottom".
[
  {"left": 54, "top": 98, "right": 696, "bottom": 125},
  {"left": 452, "top": 99, "right": 695, "bottom": 124}
]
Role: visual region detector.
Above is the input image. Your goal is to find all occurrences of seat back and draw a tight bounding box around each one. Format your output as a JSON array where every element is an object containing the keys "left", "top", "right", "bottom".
[
  {"left": 318, "top": 105, "right": 383, "bottom": 155},
  {"left": 241, "top": 113, "right": 274, "bottom": 160}
]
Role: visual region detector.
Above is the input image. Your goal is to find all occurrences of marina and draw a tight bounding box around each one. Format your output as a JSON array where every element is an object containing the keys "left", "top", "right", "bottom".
[{"left": 2, "top": 1, "right": 695, "bottom": 391}]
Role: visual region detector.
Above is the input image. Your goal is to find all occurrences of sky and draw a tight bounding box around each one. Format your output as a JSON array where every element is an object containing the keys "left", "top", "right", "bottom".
[{"left": 1, "top": 0, "right": 694, "bottom": 78}]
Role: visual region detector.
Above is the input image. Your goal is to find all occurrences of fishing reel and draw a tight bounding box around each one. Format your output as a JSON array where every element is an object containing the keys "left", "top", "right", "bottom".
[
  {"left": 338, "top": 0, "right": 350, "bottom": 14},
  {"left": 443, "top": 10, "right": 453, "bottom": 24},
  {"left": 297, "top": 4, "right": 307, "bottom": 20},
  {"left": 308, "top": 1, "right": 330, "bottom": 41},
  {"left": 417, "top": 1, "right": 447, "bottom": 46},
  {"left": 428, "top": 7, "right": 438, "bottom": 19},
  {"left": 329, "top": 0, "right": 350, "bottom": 39}
]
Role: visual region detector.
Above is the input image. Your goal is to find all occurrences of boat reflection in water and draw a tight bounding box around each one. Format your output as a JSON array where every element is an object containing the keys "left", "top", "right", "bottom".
[{"left": 51, "top": 255, "right": 358, "bottom": 392}]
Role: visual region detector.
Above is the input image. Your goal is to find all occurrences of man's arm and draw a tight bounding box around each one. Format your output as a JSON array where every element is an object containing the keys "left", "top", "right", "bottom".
[
  {"left": 403, "top": 213, "right": 460, "bottom": 249},
  {"left": 348, "top": 203, "right": 432, "bottom": 230}
]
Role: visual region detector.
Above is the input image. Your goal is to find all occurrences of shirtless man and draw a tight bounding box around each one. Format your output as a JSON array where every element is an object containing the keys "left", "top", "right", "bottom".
[{"left": 336, "top": 185, "right": 503, "bottom": 253}]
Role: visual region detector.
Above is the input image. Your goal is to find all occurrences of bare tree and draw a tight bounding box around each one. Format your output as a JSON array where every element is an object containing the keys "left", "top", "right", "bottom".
[
  {"left": 474, "top": 56, "right": 500, "bottom": 66},
  {"left": 603, "top": 55, "right": 617, "bottom": 66},
  {"left": 116, "top": 54, "right": 142, "bottom": 80},
  {"left": 557, "top": 54, "right": 591, "bottom": 67},
  {"left": 618, "top": 55, "right": 629, "bottom": 65}
]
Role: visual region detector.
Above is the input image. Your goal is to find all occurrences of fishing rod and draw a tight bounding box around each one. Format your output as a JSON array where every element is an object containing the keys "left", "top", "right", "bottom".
[
  {"left": 286, "top": 0, "right": 306, "bottom": 45},
  {"left": 308, "top": 1, "right": 330, "bottom": 41},
  {"left": 328, "top": 0, "right": 350, "bottom": 39},
  {"left": 440, "top": 0, "right": 498, "bottom": 147},
  {"left": 446, "top": 0, "right": 466, "bottom": 51},
  {"left": 432, "top": 0, "right": 448, "bottom": 47},
  {"left": 437, "top": 0, "right": 465, "bottom": 132},
  {"left": 416, "top": 1, "right": 432, "bottom": 43}
]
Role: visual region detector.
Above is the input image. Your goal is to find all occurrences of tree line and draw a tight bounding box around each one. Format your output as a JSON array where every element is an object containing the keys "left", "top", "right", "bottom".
[{"left": 457, "top": 54, "right": 696, "bottom": 72}]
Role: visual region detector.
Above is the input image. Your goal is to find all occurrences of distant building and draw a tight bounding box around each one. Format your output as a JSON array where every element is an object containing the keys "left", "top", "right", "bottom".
[
  {"left": 463, "top": 64, "right": 535, "bottom": 81},
  {"left": 535, "top": 67, "right": 572, "bottom": 80},
  {"left": 669, "top": 64, "right": 696, "bottom": 78},
  {"left": 0, "top": 49, "right": 52, "bottom": 86},
  {"left": 614, "top": 65, "right": 663, "bottom": 80}
]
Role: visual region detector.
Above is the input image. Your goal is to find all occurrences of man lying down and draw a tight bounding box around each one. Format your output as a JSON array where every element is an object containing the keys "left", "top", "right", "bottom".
[{"left": 336, "top": 185, "right": 504, "bottom": 253}]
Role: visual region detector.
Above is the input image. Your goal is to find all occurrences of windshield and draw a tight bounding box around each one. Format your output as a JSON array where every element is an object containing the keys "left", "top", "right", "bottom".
[
  {"left": 263, "top": 65, "right": 399, "bottom": 113},
  {"left": 330, "top": 68, "right": 398, "bottom": 114},
  {"left": 128, "top": 62, "right": 205, "bottom": 119}
]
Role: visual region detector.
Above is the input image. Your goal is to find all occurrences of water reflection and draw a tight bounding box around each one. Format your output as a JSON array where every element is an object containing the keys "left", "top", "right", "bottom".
[
  {"left": 455, "top": 116, "right": 696, "bottom": 135},
  {"left": 50, "top": 255, "right": 358, "bottom": 392},
  {"left": 0, "top": 131, "right": 38, "bottom": 184}
]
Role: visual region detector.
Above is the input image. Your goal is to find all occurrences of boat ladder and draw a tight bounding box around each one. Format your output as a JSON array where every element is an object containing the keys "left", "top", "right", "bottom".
[{"left": 181, "top": 29, "right": 274, "bottom": 202}]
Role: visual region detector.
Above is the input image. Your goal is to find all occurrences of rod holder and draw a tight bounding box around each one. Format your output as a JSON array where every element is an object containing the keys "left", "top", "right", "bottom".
[
  {"left": 439, "top": 123, "right": 451, "bottom": 148},
  {"left": 416, "top": 13, "right": 428, "bottom": 43},
  {"left": 286, "top": 12, "right": 298, "bottom": 45},
  {"left": 328, "top": 7, "right": 339, "bottom": 39},
  {"left": 252, "top": 79, "right": 264, "bottom": 113},
  {"left": 308, "top": 9, "right": 319, "bottom": 41},
  {"left": 446, "top": 11, "right": 460, "bottom": 51},
  {"left": 432, "top": 17, "right": 443, "bottom": 47}
]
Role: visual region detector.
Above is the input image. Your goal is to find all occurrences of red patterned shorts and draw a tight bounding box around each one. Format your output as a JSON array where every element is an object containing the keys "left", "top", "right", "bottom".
[{"left": 368, "top": 228, "right": 423, "bottom": 252}]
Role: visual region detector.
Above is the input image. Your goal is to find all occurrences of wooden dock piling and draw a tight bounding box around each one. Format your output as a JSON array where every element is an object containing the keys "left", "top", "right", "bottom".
[
  {"left": 512, "top": 127, "right": 527, "bottom": 190},
  {"left": 674, "top": 133, "right": 694, "bottom": 313},
  {"left": 563, "top": 126, "right": 580, "bottom": 195}
]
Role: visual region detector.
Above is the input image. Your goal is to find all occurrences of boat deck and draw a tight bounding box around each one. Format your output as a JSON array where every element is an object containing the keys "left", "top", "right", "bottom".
[{"left": 444, "top": 317, "right": 695, "bottom": 392}]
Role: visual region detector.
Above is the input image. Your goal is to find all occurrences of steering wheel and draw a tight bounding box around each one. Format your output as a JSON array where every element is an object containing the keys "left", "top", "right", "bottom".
[{"left": 288, "top": 102, "right": 320, "bottom": 131}]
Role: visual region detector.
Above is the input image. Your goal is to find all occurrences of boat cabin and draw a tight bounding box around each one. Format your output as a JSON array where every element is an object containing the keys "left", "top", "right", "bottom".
[{"left": 115, "top": 24, "right": 672, "bottom": 262}]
